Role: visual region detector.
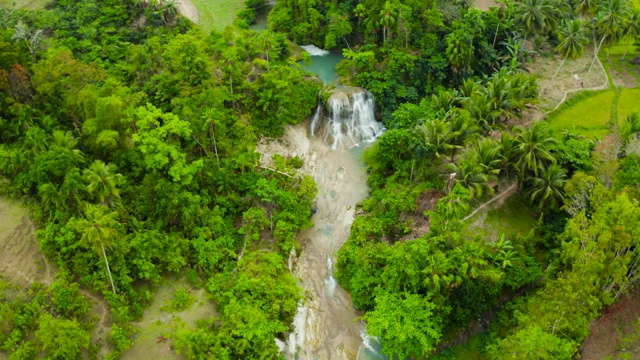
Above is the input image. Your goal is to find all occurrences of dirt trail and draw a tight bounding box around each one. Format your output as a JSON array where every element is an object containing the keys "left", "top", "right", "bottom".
[
  {"left": 461, "top": 183, "right": 518, "bottom": 223},
  {"left": 474, "top": 0, "right": 498, "bottom": 11},
  {"left": 177, "top": 0, "right": 199, "bottom": 24},
  {"left": 0, "top": 197, "right": 111, "bottom": 355},
  {"left": 541, "top": 55, "right": 609, "bottom": 117}
]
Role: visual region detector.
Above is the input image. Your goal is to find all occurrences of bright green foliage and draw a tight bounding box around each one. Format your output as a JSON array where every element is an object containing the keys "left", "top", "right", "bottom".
[
  {"left": 0, "top": 279, "right": 94, "bottom": 359},
  {"left": 109, "top": 323, "right": 132, "bottom": 355},
  {"left": 616, "top": 154, "right": 640, "bottom": 193},
  {"left": 487, "top": 325, "right": 577, "bottom": 359},
  {"left": 35, "top": 313, "right": 91, "bottom": 360},
  {"left": 487, "top": 187, "right": 640, "bottom": 356},
  {"left": 130, "top": 104, "right": 203, "bottom": 185},
  {"left": 554, "top": 137, "right": 594, "bottom": 174},
  {"left": 365, "top": 292, "right": 445, "bottom": 359}
]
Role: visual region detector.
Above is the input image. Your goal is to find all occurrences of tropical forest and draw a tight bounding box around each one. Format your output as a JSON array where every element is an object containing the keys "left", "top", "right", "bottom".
[{"left": 1, "top": 0, "right": 640, "bottom": 359}]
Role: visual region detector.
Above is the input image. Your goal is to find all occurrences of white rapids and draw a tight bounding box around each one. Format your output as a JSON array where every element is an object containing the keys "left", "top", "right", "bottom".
[
  {"left": 310, "top": 88, "right": 386, "bottom": 150},
  {"left": 301, "top": 44, "right": 330, "bottom": 56},
  {"left": 258, "top": 123, "right": 370, "bottom": 359}
]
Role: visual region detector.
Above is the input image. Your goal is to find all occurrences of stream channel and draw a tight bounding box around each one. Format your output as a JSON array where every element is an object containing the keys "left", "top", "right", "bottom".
[{"left": 257, "top": 45, "right": 389, "bottom": 360}]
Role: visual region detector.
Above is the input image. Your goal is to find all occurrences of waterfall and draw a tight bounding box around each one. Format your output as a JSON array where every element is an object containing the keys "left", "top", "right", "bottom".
[
  {"left": 276, "top": 301, "right": 307, "bottom": 358},
  {"left": 360, "top": 330, "right": 377, "bottom": 352},
  {"left": 312, "top": 89, "right": 385, "bottom": 150},
  {"left": 310, "top": 102, "right": 322, "bottom": 136},
  {"left": 301, "top": 45, "right": 330, "bottom": 56},
  {"left": 325, "top": 256, "right": 337, "bottom": 297},
  {"left": 357, "top": 329, "right": 389, "bottom": 360}
]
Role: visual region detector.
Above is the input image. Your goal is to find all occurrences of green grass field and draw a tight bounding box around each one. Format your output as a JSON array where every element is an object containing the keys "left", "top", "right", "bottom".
[
  {"left": 618, "top": 88, "right": 640, "bottom": 126},
  {"left": 548, "top": 91, "right": 615, "bottom": 138},
  {"left": 0, "top": 0, "right": 49, "bottom": 9},
  {"left": 464, "top": 194, "right": 538, "bottom": 243},
  {"left": 191, "top": 0, "right": 245, "bottom": 34},
  {"left": 608, "top": 40, "right": 637, "bottom": 56}
]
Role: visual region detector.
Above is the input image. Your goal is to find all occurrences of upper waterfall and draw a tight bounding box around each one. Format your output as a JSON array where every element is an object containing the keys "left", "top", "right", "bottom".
[
  {"left": 310, "top": 88, "right": 385, "bottom": 150},
  {"left": 301, "top": 45, "right": 330, "bottom": 56}
]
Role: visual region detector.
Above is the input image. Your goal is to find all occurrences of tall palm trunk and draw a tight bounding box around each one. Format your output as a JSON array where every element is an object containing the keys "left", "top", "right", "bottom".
[
  {"left": 209, "top": 122, "right": 220, "bottom": 167},
  {"left": 584, "top": 34, "right": 607, "bottom": 84},
  {"left": 492, "top": 22, "right": 500, "bottom": 48},
  {"left": 102, "top": 244, "right": 117, "bottom": 295},
  {"left": 544, "top": 58, "right": 566, "bottom": 93},
  {"left": 622, "top": 42, "right": 631, "bottom": 60}
]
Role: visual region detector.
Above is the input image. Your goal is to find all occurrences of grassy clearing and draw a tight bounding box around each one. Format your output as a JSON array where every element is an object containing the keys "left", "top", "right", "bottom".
[
  {"left": 546, "top": 90, "right": 614, "bottom": 138},
  {"left": 618, "top": 88, "right": 640, "bottom": 126},
  {"left": 464, "top": 194, "right": 537, "bottom": 242},
  {"left": 0, "top": 0, "right": 49, "bottom": 9},
  {"left": 191, "top": 0, "right": 245, "bottom": 34},
  {"left": 123, "top": 277, "right": 217, "bottom": 360},
  {"left": 605, "top": 55, "right": 640, "bottom": 88}
]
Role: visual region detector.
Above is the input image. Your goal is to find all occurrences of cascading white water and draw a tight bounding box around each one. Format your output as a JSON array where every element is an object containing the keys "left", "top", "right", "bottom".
[
  {"left": 357, "top": 329, "right": 389, "bottom": 360},
  {"left": 312, "top": 89, "right": 385, "bottom": 150},
  {"left": 310, "top": 103, "right": 322, "bottom": 137},
  {"left": 265, "top": 47, "right": 384, "bottom": 360},
  {"left": 301, "top": 45, "right": 330, "bottom": 56},
  {"left": 325, "top": 256, "right": 337, "bottom": 297},
  {"left": 287, "top": 301, "right": 308, "bottom": 356}
]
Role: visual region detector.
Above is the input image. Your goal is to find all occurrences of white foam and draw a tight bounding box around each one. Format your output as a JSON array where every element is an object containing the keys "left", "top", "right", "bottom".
[
  {"left": 319, "top": 90, "right": 385, "bottom": 150},
  {"left": 301, "top": 45, "right": 330, "bottom": 56}
]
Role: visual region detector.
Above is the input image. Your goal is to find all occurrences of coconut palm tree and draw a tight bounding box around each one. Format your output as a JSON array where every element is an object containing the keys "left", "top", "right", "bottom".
[
  {"left": 446, "top": 111, "right": 480, "bottom": 159},
  {"left": 463, "top": 92, "right": 499, "bottom": 129},
  {"left": 576, "top": 0, "right": 600, "bottom": 17},
  {"left": 83, "top": 160, "right": 123, "bottom": 207},
  {"left": 446, "top": 155, "right": 497, "bottom": 200},
  {"left": 490, "top": 235, "right": 518, "bottom": 268},
  {"left": 422, "top": 252, "right": 456, "bottom": 292},
  {"left": 486, "top": 72, "right": 520, "bottom": 122},
  {"left": 378, "top": 1, "right": 398, "bottom": 44},
  {"left": 417, "top": 119, "right": 452, "bottom": 159},
  {"left": 513, "top": 122, "right": 558, "bottom": 178},
  {"left": 621, "top": 111, "right": 640, "bottom": 143},
  {"left": 446, "top": 29, "right": 474, "bottom": 76},
  {"left": 61, "top": 169, "right": 88, "bottom": 215},
  {"left": 585, "top": 0, "right": 630, "bottom": 79},
  {"left": 22, "top": 127, "right": 48, "bottom": 160},
  {"left": 599, "top": 0, "right": 631, "bottom": 60},
  {"left": 453, "top": 241, "right": 491, "bottom": 280},
  {"left": 472, "top": 138, "right": 503, "bottom": 174},
  {"left": 621, "top": 10, "right": 640, "bottom": 61},
  {"left": 526, "top": 163, "right": 567, "bottom": 210},
  {"left": 498, "top": 132, "right": 519, "bottom": 178},
  {"left": 431, "top": 90, "right": 459, "bottom": 114},
  {"left": 75, "top": 205, "right": 121, "bottom": 295},
  {"left": 49, "top": 130, "right": 78, "bottom": 150},
  {"left": 492, "top": 3, "right": 507, "bottom": 48},
  {"left": 543, "top": 19, "right": 589, "bottom": 94},
  {"left": 515, "top": 0, "right": 557, "bottom": 44},
  {"left": 38, "top": 182, "right": 65, "bottom": 216}
]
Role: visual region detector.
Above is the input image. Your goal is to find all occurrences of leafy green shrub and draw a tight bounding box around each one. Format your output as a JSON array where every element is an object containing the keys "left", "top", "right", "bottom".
[
  {"left": 163, "top": 287, "right": 195, "bottom": 312},
  {"left": 109, "top": 323, "right": 132, "bottom": 354}
]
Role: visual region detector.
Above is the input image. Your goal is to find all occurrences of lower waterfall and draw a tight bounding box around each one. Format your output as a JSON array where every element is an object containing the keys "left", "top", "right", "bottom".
[{"left": 310, "top": 88, "right": 386, "bottom": 150}]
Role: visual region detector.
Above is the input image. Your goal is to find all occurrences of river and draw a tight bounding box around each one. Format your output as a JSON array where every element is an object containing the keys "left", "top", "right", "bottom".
[{"left": 258, "top": 47, "right": 389, "bottom": 360}]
